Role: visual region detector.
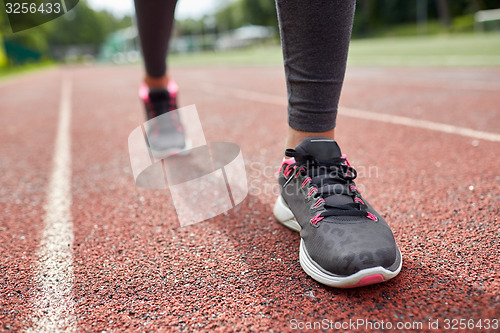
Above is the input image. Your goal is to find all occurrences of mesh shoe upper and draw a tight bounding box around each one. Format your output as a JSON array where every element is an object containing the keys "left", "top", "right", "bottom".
[{"left": 278, "top": 137, "right": 399, "bottom": 276}]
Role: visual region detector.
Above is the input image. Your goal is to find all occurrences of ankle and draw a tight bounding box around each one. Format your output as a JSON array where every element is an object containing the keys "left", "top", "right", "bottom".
[
  {"left": 285, "top": 127, "right": 335, "bottom": 154},
  {"left": 144, "top": 74, "right": 169, "bottom": 90}
]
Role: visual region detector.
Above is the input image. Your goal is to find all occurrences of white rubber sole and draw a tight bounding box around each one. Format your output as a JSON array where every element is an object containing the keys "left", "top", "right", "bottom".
[
  {"left": 273, "top": 195, "right": 402, "bottom": 288},
  {"left": 273, "top": 195, "right": 301, "bottom": 232},
  {"left": 150, "top": 138, "right": 192, "bottom": 159}
]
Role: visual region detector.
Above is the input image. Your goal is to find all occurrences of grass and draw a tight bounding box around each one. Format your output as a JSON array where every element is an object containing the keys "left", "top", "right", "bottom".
[
  {"left": 0, "top": 61, "right": 56, "bottom": 81},
  {"left": 168, "top": 32, "right": 500, "bottom": 68},
  {"left": 168, "top": 43, "right": 284, "bottom": 67},
  {"left": 1, "top": 32, "right": 499, "bottom": 81},
  {"left": 347, "top": 32, "right": 500, "bottom": 67}
]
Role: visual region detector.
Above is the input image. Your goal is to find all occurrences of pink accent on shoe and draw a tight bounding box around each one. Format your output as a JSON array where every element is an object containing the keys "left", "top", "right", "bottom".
[
  {"left": 308, "top": 188, "right": 318, "bottom": 198},
  {"left": 280, "top": 158, "right": 295, "bottom": 177},
  {"left": 139, "top": 82, "right": 150, "bottom": 102},
  {"left": 167, "top": 80, "right": 178, "bottom": 98},
  {"left": 354, "top": 197, "right": 365, "bottom": 205},
  {"left": 140, "top": 80, "right": 178, "bottom": 102},
  {"left": 366, "top": 212, "right": 378, "bottom": 221},
  {"left": 301, "top": 177, "right": 312, "bottom": 188},
  {"left": 343, "top": 274, "right": 385, "bottom": 288},
  {"left": 295, "top": 167, "right": 306, "bottom": 178},
  {"left": 310, "top": 214, "right": 324, "bottom": 225},
  {"left": 284, "top": 166, "right": 292, "bottom": 178},
  {"left": 280, "top": 158, "right": 295, "bottom": 174},
  {"left": 350, "top": 185, "right": 358, "bottom": 192},
  {"left": 341, "top": 154, "right": 352, "bottom": 167},
  {"left": 313, "top": 198, "right": 325, "bottom": 208}
]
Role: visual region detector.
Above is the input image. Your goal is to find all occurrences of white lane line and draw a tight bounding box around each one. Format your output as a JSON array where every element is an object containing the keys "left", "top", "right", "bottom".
[
  {"left": 28, "top": 78, "right": 75, "bottom": 332},
  {"left": 341, "top": 107, "right": 500, "bottom": 142},
  {"left": 202, "top": 84, "right": 500, "bottom": 142}
]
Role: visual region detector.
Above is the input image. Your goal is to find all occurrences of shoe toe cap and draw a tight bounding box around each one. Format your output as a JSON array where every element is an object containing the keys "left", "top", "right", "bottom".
[
  {"left": 147, "top": 131, "right": 186, "bottom": 154},
  {"left": 304, "top": 222, "right": 399, "bottom": 276}
]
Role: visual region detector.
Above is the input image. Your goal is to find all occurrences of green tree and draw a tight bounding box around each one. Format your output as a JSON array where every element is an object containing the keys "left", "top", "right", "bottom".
[
  {"left": 1, "top": 0, "right": 133, "bottom": 64},
  {"left": 214, "top": 0, "right": 245, "bottom": 32},
  {"left": 240, "top": 0, "right": 277, "bottom": 27},
  {"left": 46, "top": 1, "right": 114, "bottom": 47}
]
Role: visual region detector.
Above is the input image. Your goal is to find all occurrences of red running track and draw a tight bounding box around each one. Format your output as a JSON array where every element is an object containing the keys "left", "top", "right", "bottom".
[{"left": 1, "top": 65, "right": 499, "bottom": 332}]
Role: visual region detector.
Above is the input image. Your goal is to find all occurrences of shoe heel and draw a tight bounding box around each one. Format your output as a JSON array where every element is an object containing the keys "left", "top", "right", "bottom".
[{"left": 273, "top": 195, "right": 301, "bottom": 232}]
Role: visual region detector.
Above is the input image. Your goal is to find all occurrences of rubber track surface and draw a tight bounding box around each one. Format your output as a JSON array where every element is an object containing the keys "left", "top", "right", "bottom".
[{"left": 1, "top": 65, "right": 499, "bottom": 332}]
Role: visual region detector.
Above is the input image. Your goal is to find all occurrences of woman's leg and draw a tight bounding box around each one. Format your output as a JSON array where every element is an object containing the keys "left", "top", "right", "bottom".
[
  {"left": 134, "top": 0, "right": 178, "bottom": 89},
  {"left": 275, "top": 0, "right": 356, "bottom": 148},
  {"left": 134, "top": 0, "right": 186, "bottom": 155},
  {"left": 273, "top": 1, "right": 401, "bottom": 288}
]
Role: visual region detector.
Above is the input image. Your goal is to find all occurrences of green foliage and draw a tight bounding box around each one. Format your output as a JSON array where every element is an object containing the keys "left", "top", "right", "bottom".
[
  {"left": 177, "top": 18, "right": 211, "bottom": 36},
  {"left": 0, "top": 8, "right": 52, "bottom": 59},
  {"left": 352, "top": 0, "right": 500, "bottom": 37},
  {"left": 46, "top": 1, "right": 123, "bottom": 47},
  {"left": 451, "top": 14, "right": 476, "bottom": 32},
  {"left": 214, "top": 0, "right": 245, "bottom": 32},
  {"left": 0, "top": 60, "right": 55, "bottom": 79},
  {"left": 240, "top": 0, "right": 277, "bottom": 27},
  {"left": 177, "top": 0, "right": 500, "bottom": 38},
  {"left": 177, "top": 0, "right": 278, "bottom": 35},
  {"left": 1, "top": 0, "right": 133, "bottom": 65}
]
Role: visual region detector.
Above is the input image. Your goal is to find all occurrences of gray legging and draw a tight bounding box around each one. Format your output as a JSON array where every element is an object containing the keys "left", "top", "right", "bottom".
[{"left": 134, "top": 0, "right": 356, "bottom": 133}]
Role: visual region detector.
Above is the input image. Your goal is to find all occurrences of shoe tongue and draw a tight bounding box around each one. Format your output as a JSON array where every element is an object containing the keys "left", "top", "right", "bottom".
[{"left": 295, "top": 137, "right": 342, "bottom": 160}]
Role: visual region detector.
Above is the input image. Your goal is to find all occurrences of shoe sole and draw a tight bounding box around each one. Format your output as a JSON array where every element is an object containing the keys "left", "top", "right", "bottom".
[
  {"left": 273, "top": 195, "right": 402, "bottom": 288},
  {"left": 150, "top": 138, "right": 193, "bottom": 159}
]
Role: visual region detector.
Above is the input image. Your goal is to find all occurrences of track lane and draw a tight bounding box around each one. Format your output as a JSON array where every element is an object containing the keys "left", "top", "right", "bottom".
[
  {"left": 0, "top": 70, "right": 63, "bottom": 331},
  {"left": 1, "top": 65, "right": 498, "bottom": 332}
]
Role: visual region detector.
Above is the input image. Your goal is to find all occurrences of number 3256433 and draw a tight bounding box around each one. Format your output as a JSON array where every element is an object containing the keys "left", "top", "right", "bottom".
[{"left": 5, "top": 2, "right": 62, "bottom": 14}]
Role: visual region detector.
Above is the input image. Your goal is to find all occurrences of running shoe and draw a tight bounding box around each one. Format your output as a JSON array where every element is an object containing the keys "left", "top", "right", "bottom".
[
  {"left": 139, "top": 80, "right": 188, "bottom": 158},
  {"left": 273, "top": 137, "right": 402, "bottom": 287}
]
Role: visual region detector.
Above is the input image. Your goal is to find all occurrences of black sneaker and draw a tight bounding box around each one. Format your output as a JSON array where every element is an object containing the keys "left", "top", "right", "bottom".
[
  {"left": 139, "top": 81, "right": 188, "bottom": 158},
  {"left": 273, "top": 137, "right": 402, "bottom": 287}
]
